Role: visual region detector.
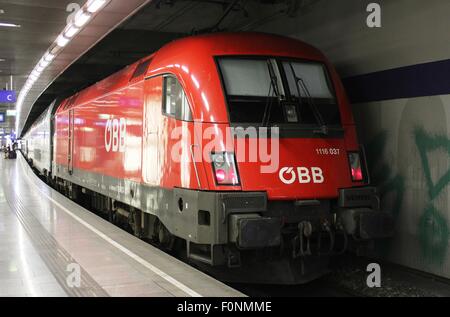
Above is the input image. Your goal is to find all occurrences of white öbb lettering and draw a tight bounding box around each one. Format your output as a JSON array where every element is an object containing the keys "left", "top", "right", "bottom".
[
  {"left": 279, "top": 167, "right": 325, "bottom": 184},
  {"left": 105, "top": 118, "right": 126, "bottom": 153}
]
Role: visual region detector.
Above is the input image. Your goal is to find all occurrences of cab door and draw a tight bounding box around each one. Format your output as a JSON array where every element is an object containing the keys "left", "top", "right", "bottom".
[
  {"left": 142, "top": 77, "right": 162, "bottom": 185},
  {"left": 68, "top": 109, "right": 74, "bottom": 175}
]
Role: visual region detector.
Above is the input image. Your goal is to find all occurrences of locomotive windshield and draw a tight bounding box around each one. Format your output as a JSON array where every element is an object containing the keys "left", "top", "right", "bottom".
[{"left": 218, "top": 57, "right": 341, "bottom": 128}]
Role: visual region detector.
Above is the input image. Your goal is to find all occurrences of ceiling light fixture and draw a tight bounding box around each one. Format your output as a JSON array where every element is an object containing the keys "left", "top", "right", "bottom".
[
  {"left": 64, "top": 24, "right": 80, "bottom": 38},
  {"left": 56, "top": 34, "right": 70, "bottom": 47},
  {"left": 0, "top": 22, "right": 21, "bottom": 28},
  {"left": 74, "top": 10, "right": 91, "bottom": 28},
  {"left": 40, "top": 59, "right": 50, "bottom": 68},
  {"left": 87, "top": 0, "right": 108, "bottom": 13},
  {"left": 43, "top": 53, "right": 55, "bottom": 62}
]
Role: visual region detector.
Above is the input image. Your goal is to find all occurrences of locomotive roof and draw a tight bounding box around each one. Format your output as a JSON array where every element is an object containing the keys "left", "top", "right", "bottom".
[
  {"left": 55, "top": 32, "right": 326, "bottom": 114},
  {"left": 155, "top": 32, "right": 323, "bottom": 60}
]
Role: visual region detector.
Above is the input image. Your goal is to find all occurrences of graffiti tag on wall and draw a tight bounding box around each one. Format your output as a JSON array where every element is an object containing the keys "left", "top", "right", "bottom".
[{"left": 368, "top": 128, "right": 450, "bottom": 266}]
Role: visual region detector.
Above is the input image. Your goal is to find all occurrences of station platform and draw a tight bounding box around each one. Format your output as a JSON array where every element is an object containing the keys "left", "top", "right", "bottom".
[{"left": 0, "top": 154, "right": 244, "bottom": 297}]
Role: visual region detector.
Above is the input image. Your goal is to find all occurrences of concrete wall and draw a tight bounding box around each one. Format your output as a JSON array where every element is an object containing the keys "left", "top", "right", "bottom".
[{"left": 257, "top": 0, "right": 450, "bottom": 278}]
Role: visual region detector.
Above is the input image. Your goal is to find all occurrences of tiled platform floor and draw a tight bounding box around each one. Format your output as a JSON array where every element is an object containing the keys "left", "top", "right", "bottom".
[{"left": 0, "top": 155, "right": 243, "bottom": 297}]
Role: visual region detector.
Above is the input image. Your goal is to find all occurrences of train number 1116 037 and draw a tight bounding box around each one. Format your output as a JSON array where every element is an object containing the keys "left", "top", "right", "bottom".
[{"left": 316, "top": 148, "right": 340, "bottom": 156}]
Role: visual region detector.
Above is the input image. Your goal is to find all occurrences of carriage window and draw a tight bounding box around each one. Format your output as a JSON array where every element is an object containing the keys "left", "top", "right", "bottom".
[{"left": 163, "top": 76, "right": 192, "bottom": 121}]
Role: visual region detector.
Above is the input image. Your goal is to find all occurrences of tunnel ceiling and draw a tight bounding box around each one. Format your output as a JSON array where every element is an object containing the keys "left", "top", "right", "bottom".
[
  {"left": 23, "top": 0, "right": 318, "bottom": 134},
  {"left": 0, "top": 0, "right": 78, "bottom": 135},
  {"left": 6, "top": 0, "right": 153, "bottom": 137}
]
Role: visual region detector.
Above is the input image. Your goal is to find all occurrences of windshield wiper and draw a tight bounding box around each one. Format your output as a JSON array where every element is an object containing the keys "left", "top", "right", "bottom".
[
  {"left": 262, "top": 60, "right": 281, "bottom": 127},
  {"left": 298, "top": 78, "right": 329, "bottom": 135},
  {"left": 288, "top": 63, "right": 329, "bottom": 135}
]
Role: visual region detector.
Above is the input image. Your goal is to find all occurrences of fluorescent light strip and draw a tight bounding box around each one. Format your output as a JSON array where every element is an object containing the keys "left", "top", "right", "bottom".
[
  {"left": 74, "top": 10, "right": 91, "bottom": 28},
  {"left": 87, "top": 0, "right": 108, "bottom": 13},
  {"left": 65, "top": 25, "right": 80, "bottom": 38},
  {"left": 56, "top": 34, "right": 70, "bottom": 47},
  {"left": 0, "top": 22, "right": 21, "bottom": 28},
  {"left": 44, "top": 53, "right": 55, "bottom": 62},
  {"left": 40, "top": 60, "right": 50, "bottom": 68}
]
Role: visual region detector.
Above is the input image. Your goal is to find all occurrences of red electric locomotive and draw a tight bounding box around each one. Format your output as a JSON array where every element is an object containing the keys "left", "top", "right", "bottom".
[{"left": 26, "top": 32, "right": 393, "bottom": 284}]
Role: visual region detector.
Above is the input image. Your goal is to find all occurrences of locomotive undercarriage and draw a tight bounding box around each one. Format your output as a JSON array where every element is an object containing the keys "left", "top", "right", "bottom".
[
  {"left": 49, "top": 166, "right": 393, "bottom": 284},
  {"left": 180, "top": 187, "right": 394, "bottom": 284}
]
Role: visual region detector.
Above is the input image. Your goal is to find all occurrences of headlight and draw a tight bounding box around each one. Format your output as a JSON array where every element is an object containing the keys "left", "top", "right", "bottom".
[
  {"left": 213, "top": 152, "right": 225, "bottom": 168},
  {"left": 348, "top": 152, "right": 364, "bottom": 182},
  {"left": 211, "top": 152, "right": 240, "bottom": 185}
]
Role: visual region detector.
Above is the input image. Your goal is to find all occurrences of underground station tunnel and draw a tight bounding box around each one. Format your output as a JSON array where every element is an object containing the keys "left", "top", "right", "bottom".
[{"left": 0, "top": 0, "right": 449, "bottom": 304}]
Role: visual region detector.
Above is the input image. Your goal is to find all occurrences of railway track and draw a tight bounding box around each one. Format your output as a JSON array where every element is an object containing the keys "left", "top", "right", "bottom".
[
  {"left": 230, "top": 255, "right": 450, "bottom": 297},
  {"left": 230, "top": 279, "right": 359, "bottom": 297}
]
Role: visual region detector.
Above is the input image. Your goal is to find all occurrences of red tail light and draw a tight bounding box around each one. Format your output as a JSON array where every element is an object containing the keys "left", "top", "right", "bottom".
[
  {"left": 211, "top": 152, "right": 240, "bottom": 185},
  {"left": 351, "top": 166, "right": 363, "bottom": 181},
  {"left": 348, "top": 152, "right": 364, "bottom": 182},
  {"left": 215, "top": 169, "right": 227, "bottom": 182}
]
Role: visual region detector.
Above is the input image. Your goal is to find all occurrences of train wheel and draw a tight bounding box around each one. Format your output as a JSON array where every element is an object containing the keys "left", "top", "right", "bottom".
[
  {"left": 129, "top": 209, "right": 142, "bottom": 239},
  {"left": 107, "top": 209, "right": 116, "bottom": 224},
  {"left": 157, "top": 221, "right": 175, "bottom": 251}
]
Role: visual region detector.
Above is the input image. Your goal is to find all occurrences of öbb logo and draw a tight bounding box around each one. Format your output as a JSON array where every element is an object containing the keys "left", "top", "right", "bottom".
[
  {"left": 105, "top": 118, "right": 126, "bottom": 153},
  {"left": 279, "top": 167, "right": 325, "bottom": 184}
]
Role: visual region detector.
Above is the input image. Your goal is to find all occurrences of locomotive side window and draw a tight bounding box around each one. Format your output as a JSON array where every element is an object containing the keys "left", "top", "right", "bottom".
[{"left": 163, "top": 76, "right": 192, "bottom": 121}]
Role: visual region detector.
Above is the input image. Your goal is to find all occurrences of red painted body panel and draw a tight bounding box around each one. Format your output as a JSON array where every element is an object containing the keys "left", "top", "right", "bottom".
[
  {"left": 236, "top": 136, "right": 353, "bottom": 200},
  {"left": 54, "top": 32, "right": 364, "bottom": 200}
]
